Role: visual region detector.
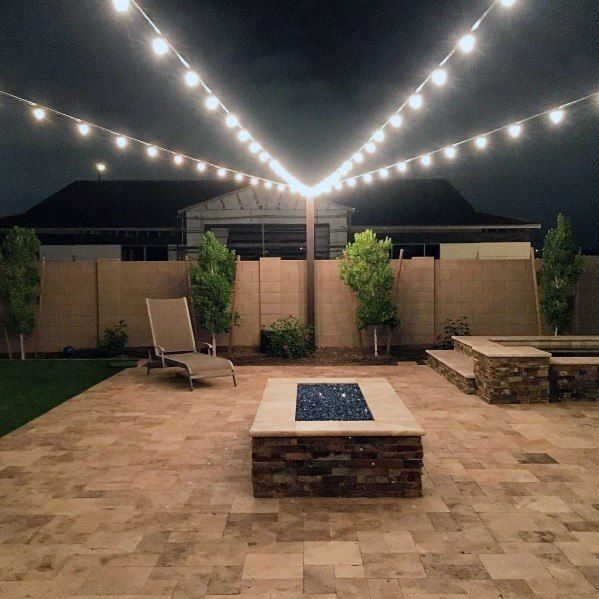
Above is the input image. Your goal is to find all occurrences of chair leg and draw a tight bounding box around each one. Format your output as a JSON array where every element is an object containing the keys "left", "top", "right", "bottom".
[
  {"left": 232, "top": 372, "right": 237, "bottom": 387},
  {"left": 188, "top": 375, "right": 194, "bottom": 392}
]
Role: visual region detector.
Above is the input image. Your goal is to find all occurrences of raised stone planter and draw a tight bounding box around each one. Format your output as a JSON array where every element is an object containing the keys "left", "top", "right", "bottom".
[
  {"left": 250, "top": 378, "right": 424, "bottom": 498},
  {"left": 550, "top": 358, "right": 599, "bottom": 401}
]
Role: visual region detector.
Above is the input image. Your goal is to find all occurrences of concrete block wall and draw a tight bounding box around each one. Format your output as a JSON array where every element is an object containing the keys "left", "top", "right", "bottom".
[{"left": 2, "top": 256, "right": 598, "bottom": 355}]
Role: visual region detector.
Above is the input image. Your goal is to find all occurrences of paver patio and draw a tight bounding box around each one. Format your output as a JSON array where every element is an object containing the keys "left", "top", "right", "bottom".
[{"left": 1, "top": 363, "right": 598, "bottom": 598}]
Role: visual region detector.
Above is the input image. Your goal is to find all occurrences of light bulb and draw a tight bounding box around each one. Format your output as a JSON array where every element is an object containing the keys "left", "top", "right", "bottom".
[
  {"left": 341, "top": 160, "right": 353, "bottom": 174},
  {"left": 235, "top": 173, "right": 244, "bottom": 182},
  {"left": 196, "top": 162, "right": 206, "bottom": 172},
  {"left": 508, "top": 124, "right": 522, "bottom": 138},
  {"left": 259, "top": 151, "right": 270, "bottom": 163},
  {"left": 250, "top": 177, "right": 258, "bottom": 186},
  {"left": 185, "top": 71, "right": 200, "bottom": 87},
  {"left": 396, "top": 162, "right": 408, "bottom": 173},
  {"left": 549, "top": 109, "right": 565, "bottom": 125},
  {"left": 431, "top": 68, "right": 447, "bottom": 86},
  {"left": 347, "top": 178, "right": 356, "bottom": 187},
  {"left": 365, "top": 142, "right": 376, "bottom": 154},
  {"left": 217, "top": 168, "right": 227, "bottom": 178},
  {"left": 475, "top": 136, "right": 488, "bottom": 150},
  {"left": 379, "top": 168, "right": 389, "bottom": 179},
  {"left": 389, "top": 114, "right": 403, "bottom": 128},
  {"left": 459, "top": 34, "right": 476, "bottom": 54},
  {"left": 237, "top": 129, "right": 250, "bottom": 142},
  {"left": 353, "top": 152, "right": 364, "bottom": 164},
  {"left": 444, "top": 146, "right": 457, "bottom": 159},
  {"left": 363, "top": 173, "right": 373, "bottom": 184},
  {"left": 277, "top": 183, "right": 285, "bottom": 191},
  {"left": 32, "top": 108, "right": 46, "bottom": 121},
  {"left": 115, "top": 136, "right": 128, "bottom": 149},
  {"left": 408, "top": 94, "right": 423, "bottom": 110},
  {"left": 147, "top": 146, "right": 158, "bottom": 158},
  {"left": 225, "top": 115, "right": 239, "bottom": 128},
  {"left": 501, "top": 0, "right": 517, "bottom": 7},
  {"left": 77, "top": 123, "right": 91, "bottom": 136},
  {"left": 264, "top": 181, "right": 273, "bottom": 189},
  {"left": 372, "top": 130, "right": 385, "bottom": 142},
  {"left": 152, "top": 38, "right": 169, "bottom": 56},
  {"left": 173, "top": 154, "right": 184, "bottom": 166},
  {"left": 205, "top": 95, "right": 219, "bottom": 111},
  {"left": 421, "top": 154, "right": 432, "bottom": 167},
  {"left": 95, "top": 162, "right": 107, "bottom": 173},
  {"left": 249, "top": 142, "right": 261, "bottom": 154},
  {"left": 334, "top": 181, "right": 343, "bottom": 190},
  {"left": 112, "top": 0, "right": 130, "bottom": 13}
]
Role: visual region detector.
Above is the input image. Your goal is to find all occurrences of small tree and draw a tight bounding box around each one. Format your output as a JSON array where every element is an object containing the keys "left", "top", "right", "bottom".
[
  {"left": 339, "top": 230, "right": 399, "bottom": 356},
  {"left": 189, "top": 232, "right": 239, "bottom": 355},
  {"left": 0, "top": 227, "right": 41, "bottom": 359},
  {"left": 538, "top": 213, "right": 584, "bottom": 335}
]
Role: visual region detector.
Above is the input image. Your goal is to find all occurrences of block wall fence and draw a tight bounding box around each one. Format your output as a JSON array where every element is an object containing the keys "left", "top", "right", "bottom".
[{"left": 2, "top": 256, "right": 598, "bottom": 354}]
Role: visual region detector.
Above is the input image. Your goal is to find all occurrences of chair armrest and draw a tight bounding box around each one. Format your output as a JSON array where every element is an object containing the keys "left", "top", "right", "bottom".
[
  {"left": 150, "top": 345, "right": 166, "bottom": 366},
  {"left": 198, "top": 342, "right": 214, "bottom": 355}
]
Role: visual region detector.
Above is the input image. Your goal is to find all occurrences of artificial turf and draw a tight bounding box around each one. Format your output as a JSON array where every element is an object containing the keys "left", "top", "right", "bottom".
[{"left": 0, "top": 359, "right": 121, "bottom": 438}]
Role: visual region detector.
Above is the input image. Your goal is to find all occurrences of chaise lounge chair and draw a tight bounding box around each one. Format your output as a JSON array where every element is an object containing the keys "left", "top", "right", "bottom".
[{"left": 146, "top": 297, "right": 236, "bottom": 391}]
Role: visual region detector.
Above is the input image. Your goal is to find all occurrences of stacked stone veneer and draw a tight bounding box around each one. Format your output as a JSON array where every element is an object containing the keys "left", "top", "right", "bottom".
[
  {"left": 427, "top": 354, "right": 476, "bottom": 394},
  {"left": 550, "top": 361, "right": 599, "bottom": 402},
  {"left": 252, "top": 435, "right": 423, "bottom": 498},
  {"left": 473, "top": 353, "right": 550, "bottom": 404}
]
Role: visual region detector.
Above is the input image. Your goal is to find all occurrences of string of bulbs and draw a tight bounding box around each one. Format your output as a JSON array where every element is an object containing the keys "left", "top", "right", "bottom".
[
  {"left": 110, "top": 0, "right": 306, "bottom": 194},
  {"left": 335, "top": 91, "right": 598, "bottom": 189},
  {"left": 315, "top": 0, "right": 521, "bottom": 195},
  {"left": 0, "top": 89, "right": 289, "bottom": 191}
]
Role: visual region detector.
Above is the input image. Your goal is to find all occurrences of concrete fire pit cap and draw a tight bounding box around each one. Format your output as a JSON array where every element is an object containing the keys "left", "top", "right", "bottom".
[{"left": 250, "top": 377, "right": 425, "bottom": 438}]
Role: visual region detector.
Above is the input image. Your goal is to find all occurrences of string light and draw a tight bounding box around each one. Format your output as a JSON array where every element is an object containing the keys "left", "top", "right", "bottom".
[
  {"left": 379, "top": 168, "right": 389, "bottom": 179},
  {"left": 112, "top": 0, "right": 130, "bottom": 12},
  {"left": 250, "top": 177, "right": 258, "bottom": 186},
  {"left": 152, "top": 38, "right": 169, "bottom": 56},
  {"left": 264, "top": 181, "right": 273, "bottom": 189},
  {"left": 113, "top": 1, "right": 298, "bottom": 190},
  {"left": 508, "top": 123, "right": 522, "bottom": 138},
  {"left": 408, "top": 94, "right": 423, "bottom": 110},
  {"left": 77, "top": 123, "right": 91, "bottom": 136},
  {"left": 372, "top": 130, "right": 385, "bottom": 142},
  {"left": 217, "top": 167, "right": 227, "bottom": 178},
  {"left": 205, "top": 96, "right": 219, "bottom": 111},
  {"left": 431, "top": 68, "right": 448, "bottom": 86},
  {"left": 475, "top": 136, "right": 488, "bottom": 150},
  {"left": 0, "top": 90, "right": 286, "bottom": 189},
  {"left": 501, "top": 0, "right": 517, "bottom": 7},
  {"left": 196, "top": 162, "right": 206, "bottom": 172},
  {"left": 319, "top": 0, "right": 508, "bottom": 187},
  {"left": 444, "top": 146, "right": 457, "bottom": 159},
  {"left": 277, "top": 183, "right": 285, "bottom": 191},
  {"left": 249, "top": 142, "right": 261, "bottom": 154},
  {"left": 259, "top": 151, "right": 270, "bottom": 163},
  {"left": 364, "top": 142, "right": 376, "bottom": 154},
  {"left": 184, "top": 71, "right": 200, "bottom": 88},
  {"left": 549, "top": 109, "right": 565, "bottom": 125},
  {"left": 389, "top": 114, "right": 403, "bottom": 128},
  {"left": 458, "top": 34, "right": 476, "bottom": 54},
  {"left": 95, "top": 162, "right": 107, "bottom": 173},
  {"left": 336, "top": 91, "right": 597, "bottom": 193},
  {"left": 363, "top": 173, "right": 373, "bottom": 184},
  {"left": 353, "top": 152, "right": 364, "bottom": 164},
  {"left": 347, "top": 178, "right": 356, "bottom": 187}
]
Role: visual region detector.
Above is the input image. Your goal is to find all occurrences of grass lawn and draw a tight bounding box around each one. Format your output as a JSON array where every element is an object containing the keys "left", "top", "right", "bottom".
[{"left": 0, "top": 359, "right": 122, "bottom": 438}]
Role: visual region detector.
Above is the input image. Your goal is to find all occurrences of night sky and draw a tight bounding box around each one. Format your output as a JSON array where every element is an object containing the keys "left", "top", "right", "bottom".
[{"left": 0, "top": 0, "right": 597, "bottom": 249}]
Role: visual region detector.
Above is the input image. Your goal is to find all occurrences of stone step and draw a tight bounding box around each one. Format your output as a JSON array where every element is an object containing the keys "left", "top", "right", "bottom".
[{"left": 426, "top": 350, "right": 476, "bottom": 395}]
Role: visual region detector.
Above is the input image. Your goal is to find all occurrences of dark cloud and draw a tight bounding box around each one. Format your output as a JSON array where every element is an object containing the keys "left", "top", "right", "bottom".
[{"left": 0, "top": 0, "right": 597, "bottom": 249}]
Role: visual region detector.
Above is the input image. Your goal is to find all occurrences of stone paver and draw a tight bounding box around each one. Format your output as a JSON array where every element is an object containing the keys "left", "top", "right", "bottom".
[{"left": 0, "top": 363, "right": 598, "bottom": 598}]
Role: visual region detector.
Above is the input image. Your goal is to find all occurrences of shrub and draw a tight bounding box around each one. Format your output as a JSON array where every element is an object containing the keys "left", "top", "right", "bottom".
[
  {"left": 261, "top": 316, "right": 314, "bottom": 358},
  {"left": 438, "top": 317, "right": 471, "bottom": 349},
  {"left": 99, "top": 320, "right": 128, "bottom": 357}
]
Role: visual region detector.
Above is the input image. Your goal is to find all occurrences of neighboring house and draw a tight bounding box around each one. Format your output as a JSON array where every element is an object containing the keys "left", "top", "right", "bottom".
[{"left": 0, "top": 178, "right": 540, "bottom": 260}]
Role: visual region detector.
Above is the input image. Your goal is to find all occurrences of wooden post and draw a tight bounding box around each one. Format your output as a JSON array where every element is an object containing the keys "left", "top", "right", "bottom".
[
  {"left": 530, "top": 247, "right": 542, "bottom": 335},
  {"left": 33, "top": 257, "right": 45, "bottom": 358},
  {"left": 306, "top": 196, "right": 315, "bottom": 330},
  {"left": 228, "top": 255, "right": 241, "bottom": 354},
  {"left": 387, "top": 249, "right": 404, "bottom": 354}
]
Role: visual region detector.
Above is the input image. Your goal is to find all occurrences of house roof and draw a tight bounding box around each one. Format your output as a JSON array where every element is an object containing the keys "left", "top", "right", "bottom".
[
  {"left": 0, "top": 178, "right": 539, "bottom": 231},
  {"left": 0, "top": 180, "right": 244, "bottom": 229},
  {"left": 335, "top": 179, "right": 538, "bottom": 228}
]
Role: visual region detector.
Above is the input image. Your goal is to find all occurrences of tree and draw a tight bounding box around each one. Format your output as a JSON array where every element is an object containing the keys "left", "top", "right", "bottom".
[
  {"left": 538, "top": 213, "right": 584, "bottom": 335},
  {"left": 339, "top": 229, "right": 399, "bottom": 356},
  {"left": 0, "top": 227, "right": 41, "bottom": 359},
  {"left": 189, "top": 232, "right": 239, "bottom": 355}
]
